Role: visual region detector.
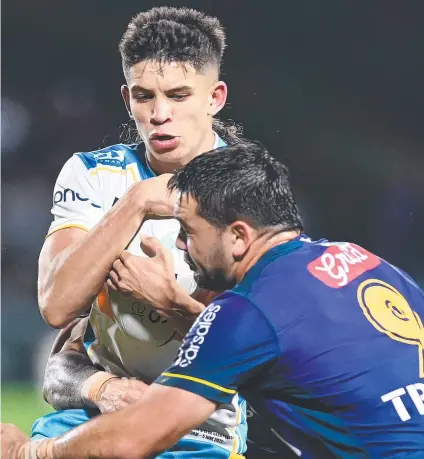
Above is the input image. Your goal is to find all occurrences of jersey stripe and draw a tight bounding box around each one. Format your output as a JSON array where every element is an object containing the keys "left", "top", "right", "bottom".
[
  {"left": 89, "top": 166, "right": 138, "bottom": 183},
  {"left": 161, "top": 372, "right": 236, "bottom": 394},
  {"left": 46, "top": 223, "right": 90, "bottom": 238}
]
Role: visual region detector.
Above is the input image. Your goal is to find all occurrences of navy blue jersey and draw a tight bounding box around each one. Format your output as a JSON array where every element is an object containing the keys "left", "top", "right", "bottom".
[{"left": 156, "top": 236, "right": 424, "bottom": 457}]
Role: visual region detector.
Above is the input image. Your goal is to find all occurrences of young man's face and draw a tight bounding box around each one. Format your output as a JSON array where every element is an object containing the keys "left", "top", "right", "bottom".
[
  {"left": 122, "top": 61, "right": 227, "bottom": 169},
  {"left": 175, "top": 194, "right": 236, "bottom": 292}
]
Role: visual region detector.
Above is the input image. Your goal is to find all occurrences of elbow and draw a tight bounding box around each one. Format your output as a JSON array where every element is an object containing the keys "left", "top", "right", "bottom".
[
  {"left": 39, "top": 292, "right": 74, "bottom": 329},
  {"left": 41, "top": 361, "right": 55, "bottom": 406},
  {"left": 42, "top": 310, "right": 73, "bottom": 329},
  {"left": 42, "top": 354, "right": 73, "bottom": 410},
  {"left": 39, "top": 305, "right": 69, "bottom": 329}
]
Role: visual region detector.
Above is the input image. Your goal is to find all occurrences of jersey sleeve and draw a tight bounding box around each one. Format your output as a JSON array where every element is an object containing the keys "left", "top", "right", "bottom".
[
  {"left": 155, "top": 292, "right": 280, "bottom": 404},
  {"left": 47, "top": 155, "right": 103, "bottom": 237}
]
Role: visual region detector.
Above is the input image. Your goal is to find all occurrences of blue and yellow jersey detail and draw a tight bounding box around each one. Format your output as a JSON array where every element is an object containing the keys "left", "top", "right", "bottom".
[
  {"left": 76, "top": 143, "right": 156, "bottom": 179},
  {"left": 157, "top": 236, "right": 424, "bottom": 457}
]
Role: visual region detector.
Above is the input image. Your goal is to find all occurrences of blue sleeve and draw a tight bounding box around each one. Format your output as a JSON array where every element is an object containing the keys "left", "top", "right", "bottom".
[{"left": 155, "top": 292, "right": 280, "bottom": 404}]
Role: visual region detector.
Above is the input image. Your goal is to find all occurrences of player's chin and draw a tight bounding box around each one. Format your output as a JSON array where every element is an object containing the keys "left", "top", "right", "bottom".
[
  {"left": 150, "top": 148, "right": 188, "bottom": 166},
  {"left": 196, "top": 270, "right": 234, "bottom": 292}
]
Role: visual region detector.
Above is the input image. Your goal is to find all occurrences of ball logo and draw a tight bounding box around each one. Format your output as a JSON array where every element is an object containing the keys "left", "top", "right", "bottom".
[
  {"left": 175, "top": 304, "right": 221, "bottom": 368},
  {"left": 357, "top": 279, "right": 424, "bottom": 377}
]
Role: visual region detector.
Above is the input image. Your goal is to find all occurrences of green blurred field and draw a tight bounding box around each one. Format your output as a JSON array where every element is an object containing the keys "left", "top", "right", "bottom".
[{"left": 1, "top": 383, "right": 53, "bottom": 434}]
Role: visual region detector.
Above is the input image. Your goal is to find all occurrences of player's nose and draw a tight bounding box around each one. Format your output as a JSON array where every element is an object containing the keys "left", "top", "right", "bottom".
[{"left": 151, "top": 98, "right": 172, "bottom": 125}]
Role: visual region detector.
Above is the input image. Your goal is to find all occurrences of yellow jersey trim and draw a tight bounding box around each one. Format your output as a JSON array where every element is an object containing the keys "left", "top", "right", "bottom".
[
  {"left": 90, "top": 165, "right": 138, "bottom": 183},
  {"left": 46, "top": 224, "right": 90, "bottom": 238},
  {"left": 161, "top": 372, "right": 236, "bottom": 394}
]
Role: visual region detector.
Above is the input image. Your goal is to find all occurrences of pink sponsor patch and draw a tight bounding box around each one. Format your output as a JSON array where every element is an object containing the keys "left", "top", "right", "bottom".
[{"left": 307, "top": 243, "right": 381, "bottom": 288}]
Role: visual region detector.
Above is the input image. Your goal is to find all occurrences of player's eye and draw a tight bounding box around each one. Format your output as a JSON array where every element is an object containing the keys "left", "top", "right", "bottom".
[
  {"left": 134, "top": 93, "right": 153, "bottom": 102},
  {"left": 169, "top": 94, "right": 188, "bottom": 101},
  {"left": 178, "top": 226, "right": 189, "bottom": 242}
]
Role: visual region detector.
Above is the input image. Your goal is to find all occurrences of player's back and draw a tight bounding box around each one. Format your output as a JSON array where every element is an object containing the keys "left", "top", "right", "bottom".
[{"left": 237, "top": 236, "right": 424, "bottom": 457}]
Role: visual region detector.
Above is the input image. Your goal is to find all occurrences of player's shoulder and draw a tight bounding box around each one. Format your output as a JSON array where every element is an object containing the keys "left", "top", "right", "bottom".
[
  {"left": 203, "top": 291, "right": 275, "bottom": 338},
  {"left": 183, "top": 293, "right": 279, "bottom": 361},
  {"left": 204, "top": 291, "right": 254, "bottom": 314},
  {"left": 292, "top": 237, "right": 420, "bottom": 295},
  {"left": 57, "top": 142, "right": 156, "bottom": 183},
  {"left": 241, "top": 235, "right": 386, "bottom": 292},
  {"left": 229, "top": 236, "right": 379, "bottom": 323},
  {"left": 73, "top": 143, "right": 141, "bottom": 171},
  {"left": 238, "top": 234, "right": 421, "bottom": 311}
]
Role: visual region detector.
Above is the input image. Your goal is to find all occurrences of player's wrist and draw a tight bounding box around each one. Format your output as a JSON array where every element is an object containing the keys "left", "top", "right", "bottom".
[
  {"left": 81, "top": 371, "right": 120, "bottom": 406},
  {"left": 16, "top": 439, "right": 54, "bottom": 459},
  {"left": 15, "top": 440, "right": 31, "bottom": 459},
  {"left": 34, "top": 439, "right": 55, "bottom": 459},
  {"left": 171, "top": 283, "right": 205, "bottom": 317}
]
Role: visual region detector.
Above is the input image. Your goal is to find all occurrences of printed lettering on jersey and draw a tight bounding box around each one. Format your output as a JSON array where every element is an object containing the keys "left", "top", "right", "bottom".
[
  {"left": 358, "top": 278, "right": 424, "bottom": 378},
  {"left": 54, "top": 188, "right": 101, "bottom": 208},
  {"left": 381, "top": 382, "right": 424, "bottom": 422},
  {"left": 93, "top": 149, "right": 125, "bottom": 167},
  {"left": 174, "top": 303, "right": 221, "bottom": 368},
  {"left": 308, "top": 242, "right": 381, "bottom": 288}
]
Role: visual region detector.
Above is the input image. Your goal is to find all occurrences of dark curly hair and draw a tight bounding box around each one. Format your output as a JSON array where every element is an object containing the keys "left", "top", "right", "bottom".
[{"left": 119, "top": 7, "right": 226, "bottom": 76}]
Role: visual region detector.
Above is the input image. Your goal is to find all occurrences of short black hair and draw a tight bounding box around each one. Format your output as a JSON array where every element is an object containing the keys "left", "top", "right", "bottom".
[
  {"left": 119, "top": 7, "right": 226, "bottom": 76},
  {"left": 169, "top": 141, "right": 304, "bottom": 232}
]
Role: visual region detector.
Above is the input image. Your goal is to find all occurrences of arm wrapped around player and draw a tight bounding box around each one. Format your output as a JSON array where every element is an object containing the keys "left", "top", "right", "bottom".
[{"left": 43, "top": 317, "right": 148, "bottom": 413}]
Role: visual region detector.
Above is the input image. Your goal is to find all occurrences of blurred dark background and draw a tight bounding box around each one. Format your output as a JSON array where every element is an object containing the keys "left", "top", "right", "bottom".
[{"left": 2, "top": 0, "right": 423, "bottom": 395}]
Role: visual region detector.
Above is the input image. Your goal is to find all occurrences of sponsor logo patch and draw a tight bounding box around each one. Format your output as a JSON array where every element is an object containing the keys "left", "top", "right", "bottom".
[
  {"left": 308, "top": 243, "right": 381, "bottom": 288},
  {"left": 175, "top": 303, "right": 221, "bottom": 367}
]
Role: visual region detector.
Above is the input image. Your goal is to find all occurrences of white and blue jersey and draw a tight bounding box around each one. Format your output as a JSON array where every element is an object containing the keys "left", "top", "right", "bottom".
[
  {"left": 33, "top": 136, "right": 249, "bottom": 459},
  {"left": 157, "top": 236, "right": 424, "bottom": 458}
]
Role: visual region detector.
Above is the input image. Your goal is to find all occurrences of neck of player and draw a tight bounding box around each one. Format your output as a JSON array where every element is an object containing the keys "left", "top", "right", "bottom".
[{"left": 234, "top": 229, "right": 301, "bottom": 283}]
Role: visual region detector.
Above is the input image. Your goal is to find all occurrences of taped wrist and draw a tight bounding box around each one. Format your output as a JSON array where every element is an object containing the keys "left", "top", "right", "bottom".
[
  {"left": 43, "top": 350, "right": 100, "bottom": 410},
  {"left": 81, "top": 372, "right": 121, "bottom": 404},
  {"left": 35, "top": 439, "right": 55, "bottom": 459},
  {"left": 21, "top": 440, "right": 52, "bottom": 459}
]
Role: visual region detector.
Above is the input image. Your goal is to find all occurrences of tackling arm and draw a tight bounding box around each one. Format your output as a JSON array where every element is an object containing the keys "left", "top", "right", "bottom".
[{"left": 50, "top": 384, "right": 217, "bottom": 459}]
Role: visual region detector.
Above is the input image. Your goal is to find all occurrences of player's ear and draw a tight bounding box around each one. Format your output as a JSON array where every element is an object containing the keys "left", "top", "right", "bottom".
[
  {"left": 208, "top": 80, "right": 227, "bottom": 116},
  {"left": 121, "top": 85, "right": 133, "bottom": 118},
  {"left": 230, "top": 221, "right": 252, "bottom": 259}
]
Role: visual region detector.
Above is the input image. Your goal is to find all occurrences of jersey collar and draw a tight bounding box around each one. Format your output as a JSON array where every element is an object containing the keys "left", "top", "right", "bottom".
[
  {"left": 238, "top": 234, "right": 307, "bottom": 291},
  {"left": 142, "top": 132, "right": 225, "bottom": 178}
]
